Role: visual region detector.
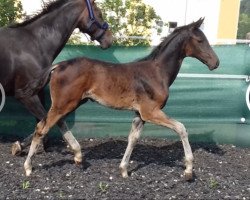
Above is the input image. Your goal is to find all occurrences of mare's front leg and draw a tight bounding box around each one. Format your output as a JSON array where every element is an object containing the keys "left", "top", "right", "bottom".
[
  {"left": 140, "top": 108, "right": 194, "bottom": 181},
  {"left": 119, "top": 115, "right": 144, "bottom": 178}
]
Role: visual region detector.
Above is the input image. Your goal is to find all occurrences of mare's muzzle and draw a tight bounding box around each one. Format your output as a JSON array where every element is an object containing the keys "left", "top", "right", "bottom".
[{"left": 85, "top": 0, "right": 109, "bottom": 41}]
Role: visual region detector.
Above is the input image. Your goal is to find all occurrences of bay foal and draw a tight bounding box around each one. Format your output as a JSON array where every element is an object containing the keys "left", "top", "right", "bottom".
[{"left": 24, "top": 18, "right": 219, "bottom": 180}]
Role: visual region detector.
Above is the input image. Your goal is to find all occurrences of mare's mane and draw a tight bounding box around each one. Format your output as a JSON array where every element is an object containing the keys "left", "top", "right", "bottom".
[{"left": 9, "top": 0, "right": 71, "bottom": 28}]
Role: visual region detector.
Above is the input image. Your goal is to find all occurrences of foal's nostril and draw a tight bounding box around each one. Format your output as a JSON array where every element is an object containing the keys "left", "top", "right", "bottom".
[
  {"left": 209, "top": 59, "right": 219, "bottom": 70},
  {"left": 215, "top": 59, "right": 220, "bottom": 68}
]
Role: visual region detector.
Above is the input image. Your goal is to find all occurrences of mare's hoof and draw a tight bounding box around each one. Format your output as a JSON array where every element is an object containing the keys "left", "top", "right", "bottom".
[{"left": 12, "top": 141, "right": 22, "bottom": 156}]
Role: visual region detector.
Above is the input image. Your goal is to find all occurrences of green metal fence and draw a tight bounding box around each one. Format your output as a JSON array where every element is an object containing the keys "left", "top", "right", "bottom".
[{"left": 1, "top": 44, "right": 250, "bottom": 146}]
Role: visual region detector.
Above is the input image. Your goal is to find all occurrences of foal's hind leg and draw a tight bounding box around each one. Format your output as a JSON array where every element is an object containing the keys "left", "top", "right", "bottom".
[
  {"left": 24, "top": 102, "right": 82, "bottom": 176},
  {"left": 24, "top": 110, "right": 63, "bottom": 176},
  {"left": 119, "top": 116, "right": 144, "bottom": 178},
  {"left": 12, "top": 94, "right": 81, "bottom": 158},
  {"left": 140, "top": 109, "right": 194, "bottom": 181},
  {"left": 57, "top": 120, "right": 82, "bottom": 165}
]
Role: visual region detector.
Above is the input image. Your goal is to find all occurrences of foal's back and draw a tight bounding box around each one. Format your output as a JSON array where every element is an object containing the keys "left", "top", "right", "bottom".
[{"left": 50, "top": 57, "right": 168, "bottom": 111}]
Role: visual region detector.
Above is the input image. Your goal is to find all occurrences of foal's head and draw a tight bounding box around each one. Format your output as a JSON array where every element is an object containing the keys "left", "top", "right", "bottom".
[
  {"left": 182, "top": 18, "right": 219, "bottom": 70},
  {"left": 78, "top": 0, "right": 113, "bottom": 49}
]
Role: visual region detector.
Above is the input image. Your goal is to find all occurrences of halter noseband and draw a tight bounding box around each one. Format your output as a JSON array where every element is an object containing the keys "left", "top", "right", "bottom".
[{"left": 85, "top": 0, "right": 109, "bottom": 41}]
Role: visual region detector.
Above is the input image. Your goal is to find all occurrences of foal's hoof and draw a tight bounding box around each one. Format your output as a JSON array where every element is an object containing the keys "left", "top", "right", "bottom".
[
  {"left": 24, "top": 163, "right": 32, "bottom": 176},
  {"left": 119, "top": 167, "right": 128, "bottom": 178},
  {"left": 74, "top": 157, "right": 82, "bottom": 166},
  {"left": 12, "top": 141, "right": 22, "bottom": 156},
  {"left": 184, "top": 171, "right": 193, "bottom": 181},
  {"left": 25, "top": 168, "right": 32, "bottom": 177}
]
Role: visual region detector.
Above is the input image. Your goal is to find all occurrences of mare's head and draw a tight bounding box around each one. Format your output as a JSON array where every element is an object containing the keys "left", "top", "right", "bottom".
[
  {"left": 78, "top": 0, "right": 113, "bottom": 49},
  {"left": 182, "top": 18, "right": 219, "bottom": 70}
]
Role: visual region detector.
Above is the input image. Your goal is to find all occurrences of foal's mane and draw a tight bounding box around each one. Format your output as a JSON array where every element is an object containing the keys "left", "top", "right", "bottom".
[
  {"left": 139, "top": 31, "right": 180, "bottom": 61},
  {"left": 9, "top": 0, "right": 71, "bottom": 28},
  {"left": 139, "top": 18, "right": 204, "bottom": 61}
]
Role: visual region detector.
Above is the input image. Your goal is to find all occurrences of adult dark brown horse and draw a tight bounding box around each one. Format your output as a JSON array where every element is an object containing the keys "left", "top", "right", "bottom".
[
  {"left": 23, "top": 18, "right": 219, "bottom": 180},
  {"left": 0, "top": 0, "right": 113, "bottom": 155}
]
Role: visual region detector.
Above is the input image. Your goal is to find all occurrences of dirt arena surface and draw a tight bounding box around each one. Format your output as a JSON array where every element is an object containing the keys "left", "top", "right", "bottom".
[{"left": 0, "top": 136, "right": 249, "bottom": 199}]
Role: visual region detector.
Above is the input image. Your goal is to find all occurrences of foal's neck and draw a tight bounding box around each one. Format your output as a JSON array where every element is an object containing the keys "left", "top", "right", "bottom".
[
  {"left": 156, "top": 33, "right": 187, "bottom": 86},
  {"left": 27, "top": 1, "right": 83, "bottom": 62}
]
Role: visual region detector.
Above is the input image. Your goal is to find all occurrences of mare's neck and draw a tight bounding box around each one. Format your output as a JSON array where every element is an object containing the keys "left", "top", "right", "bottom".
[
  {"left": 156, "top": 33, "right": 187, "bottom": 86},
  {"left": 26, "top": 1, "right": 83, "bottom": 63}
]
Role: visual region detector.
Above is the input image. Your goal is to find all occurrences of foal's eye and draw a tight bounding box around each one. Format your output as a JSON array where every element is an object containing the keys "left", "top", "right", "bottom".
[{"left": 197, "top": 39, "right": 203, "bottom": 43}]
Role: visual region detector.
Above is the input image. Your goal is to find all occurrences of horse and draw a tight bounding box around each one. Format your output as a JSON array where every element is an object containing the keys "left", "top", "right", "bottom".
[
  {"left": 23, "top": 18, "right": 219, "bottom": 180},
  {"left": 0, "top": 0, "right": 113, "bottom": 155}
]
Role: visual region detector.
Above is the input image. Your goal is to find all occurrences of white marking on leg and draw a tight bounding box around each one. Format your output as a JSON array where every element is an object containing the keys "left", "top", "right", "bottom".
[
  {"left": 141, "top": 109, "right": 194, "bottom": 180},
  {"left": 24, "top": 137, "right": 42, "bottom": 176},
  {"left": 119, "top": 117, "right": 144, "bottom": 178},
  {"left": 64, "top": 131, "right": 82, "bottom": 164},
  {"left": 58, "top": 120, "right": 82, "bottom": 164},
  {"left": 172, "top": 120, "right": 194, "bottom": 179}
]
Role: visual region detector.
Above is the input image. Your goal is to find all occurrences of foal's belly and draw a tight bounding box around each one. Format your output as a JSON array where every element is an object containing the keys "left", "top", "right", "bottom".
[{"left": 88, "top": 91, "right": 137, "bottom": 111}]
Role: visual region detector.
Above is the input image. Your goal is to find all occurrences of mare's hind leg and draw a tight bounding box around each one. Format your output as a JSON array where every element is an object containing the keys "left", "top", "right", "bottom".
[
  {"left": 119, "top": 115, "right": 144, "bottom": 178},
  {"left": 12, "top": 93, "right": 50, "bottom": 155},
  {"left": 37, "top": 89, "right": 49, "bottom": 150},
  {"left": 12, "top": 95, "right": 47, "bottom": 155},
  {"left": 140, "top": 109, "right": 194, "bottom": 181}
]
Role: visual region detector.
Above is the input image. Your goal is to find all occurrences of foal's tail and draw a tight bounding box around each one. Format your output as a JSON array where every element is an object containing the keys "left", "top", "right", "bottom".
[{"left": 15, "top": 65, "right": 58, "bottom": 99}]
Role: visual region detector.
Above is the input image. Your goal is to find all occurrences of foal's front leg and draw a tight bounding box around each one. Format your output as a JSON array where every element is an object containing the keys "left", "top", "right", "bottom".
[
  {"left": 140, "top": 109, "right": 194, "bottom": 181},
  {"left": 119, "top": 116, "right": 144, "bottom": 178}
]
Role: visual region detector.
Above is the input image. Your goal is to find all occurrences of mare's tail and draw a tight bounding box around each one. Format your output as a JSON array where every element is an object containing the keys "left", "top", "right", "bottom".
[{"left": 15, "top": 65, "right": 58, "bottom": 99}]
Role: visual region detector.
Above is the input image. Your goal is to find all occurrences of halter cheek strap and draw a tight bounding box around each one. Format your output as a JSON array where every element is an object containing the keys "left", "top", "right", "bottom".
[
  {"left": 85, "top": 0, "right": 95, "bottom": 19},
  {"left": 85, "top": 0, "right": 109, "bottom": 41}
]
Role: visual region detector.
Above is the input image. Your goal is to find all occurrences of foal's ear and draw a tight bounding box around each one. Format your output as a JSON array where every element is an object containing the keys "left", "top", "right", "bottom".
[{"left": 192, "top": 17, "right": 204, "bottom": 29}]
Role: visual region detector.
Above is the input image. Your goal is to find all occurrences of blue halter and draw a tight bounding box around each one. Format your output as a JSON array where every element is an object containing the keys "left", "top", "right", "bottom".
[{"left": 85, "top": 0, "right": 109, "bottom": 40}]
